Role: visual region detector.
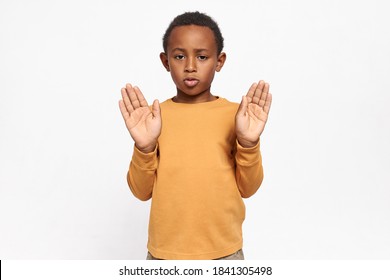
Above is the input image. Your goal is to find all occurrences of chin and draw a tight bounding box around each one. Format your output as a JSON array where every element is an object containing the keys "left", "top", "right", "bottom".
[{"left": 179, "top": 86, "right": 209, "bottom": 96}]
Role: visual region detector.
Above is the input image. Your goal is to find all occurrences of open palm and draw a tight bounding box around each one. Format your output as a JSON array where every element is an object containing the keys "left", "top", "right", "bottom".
[
  {"left": 235, "top": 81, "right": 272, "bottom": 148},
  {"left": 119, "top": 84, "right": 161, "bottom": 153}
]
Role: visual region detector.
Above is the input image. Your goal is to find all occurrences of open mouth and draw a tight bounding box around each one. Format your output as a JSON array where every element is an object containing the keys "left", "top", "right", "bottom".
[{"left": 184, "top": 78, "right": 199, "bottom": 87}]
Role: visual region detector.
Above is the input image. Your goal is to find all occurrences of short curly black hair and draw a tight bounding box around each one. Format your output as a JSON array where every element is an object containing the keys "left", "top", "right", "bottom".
[{"left": 162, "top": 11, "right": 224, "bottom": 55}]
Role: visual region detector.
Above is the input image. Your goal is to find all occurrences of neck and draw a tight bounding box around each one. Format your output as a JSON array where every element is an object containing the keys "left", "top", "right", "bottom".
[{"left": 173, "top": 89, "right": 217, "bottom": 104}]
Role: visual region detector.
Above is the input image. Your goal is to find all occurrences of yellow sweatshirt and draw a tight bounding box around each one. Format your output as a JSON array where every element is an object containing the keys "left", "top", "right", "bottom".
[{"left": 127, "top": 97, "right": 263, "bottom": 260}]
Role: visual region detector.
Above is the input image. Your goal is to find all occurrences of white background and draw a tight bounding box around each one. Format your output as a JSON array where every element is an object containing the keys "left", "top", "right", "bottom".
[{"left": 1, "top": 0, "right": 389, "bottom": 259}]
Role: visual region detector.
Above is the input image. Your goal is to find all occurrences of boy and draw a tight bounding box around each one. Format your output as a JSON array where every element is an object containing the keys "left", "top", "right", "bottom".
[{"left": 119, "top": 11, "right": 272, "bottom": 260}]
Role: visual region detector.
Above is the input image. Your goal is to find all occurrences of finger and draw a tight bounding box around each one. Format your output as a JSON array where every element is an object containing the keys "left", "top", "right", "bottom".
[
  {"left": 236, "top": 95, "right": 248, "bottom": 117},
  {"left": 152, "top": 99, "right": 161, "bottom": 119},
  {"left": 245, "top": 82, "right": 257, "bottom": 102},
  {"left": 252, "top": 80, "right": 265, "bottom": 104},
  {"left": 258, "top": 82, "right": 270, "bottom": 108},
  {"left": 263, "top": 93, "right": 272, "bottom": 115},
  {"left": 121, "top": 86, "right": 134, "bottom": 113},
  {"left": 127, "top": 84, "right": 141, "bottom": 109},
  {"left": 119, "top": 100, "right": 131, "bottom": 120},
  {"left": 134, "top": 86, "right": 148, "bottom": 107}
]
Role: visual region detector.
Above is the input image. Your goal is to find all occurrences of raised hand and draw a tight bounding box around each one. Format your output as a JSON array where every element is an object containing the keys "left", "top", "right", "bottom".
[
  {"left": 235, "top": 80, "right": 272, "bottom": 148},
  {"left": 119, "top": 84, "right": 161, "bottom": 153}
]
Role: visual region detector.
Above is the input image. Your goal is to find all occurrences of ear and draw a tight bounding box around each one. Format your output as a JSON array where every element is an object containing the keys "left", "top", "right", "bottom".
[
  {"left": 160, "top": 52, "right": 170, "bottom": 72},
  {"left": 216, "top": 52, "right": 226, "bottom": 72}
]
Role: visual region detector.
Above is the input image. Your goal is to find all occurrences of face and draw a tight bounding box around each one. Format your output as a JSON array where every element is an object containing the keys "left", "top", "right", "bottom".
[{"left": 160, "top": 25, "right": 226, "bottom": 103}]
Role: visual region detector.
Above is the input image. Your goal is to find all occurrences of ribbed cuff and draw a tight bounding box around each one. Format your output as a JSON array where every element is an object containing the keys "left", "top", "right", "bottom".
[
  {"left": 235, "top": 140, "right": 261, "bottom": 166},
  {"left": 132, "top": 144, "right": 158, "bottom": 169}
]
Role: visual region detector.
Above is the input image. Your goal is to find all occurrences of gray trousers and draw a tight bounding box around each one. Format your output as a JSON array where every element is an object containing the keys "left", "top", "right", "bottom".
[{"left": 146, "top": 249, "right": 244, "bottom": 260}]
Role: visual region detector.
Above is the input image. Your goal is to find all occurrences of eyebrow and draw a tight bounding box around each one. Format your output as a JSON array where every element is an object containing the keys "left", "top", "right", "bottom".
[{"left": 171, "top": 48, "right": 209, "bottom": 52}]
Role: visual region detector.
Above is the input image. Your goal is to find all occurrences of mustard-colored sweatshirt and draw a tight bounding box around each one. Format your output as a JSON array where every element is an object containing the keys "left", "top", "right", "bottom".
[{"left": 127, "top": 97, "right": 263, "bottom": 260}]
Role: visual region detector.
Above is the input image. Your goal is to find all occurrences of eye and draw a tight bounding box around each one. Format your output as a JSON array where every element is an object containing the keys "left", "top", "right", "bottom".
[
  {"left": 197, "top": 55, "right": 207, "bottom": 61},
  {"left": 174, "top": 54, "right": 185, "bottom": 60}
]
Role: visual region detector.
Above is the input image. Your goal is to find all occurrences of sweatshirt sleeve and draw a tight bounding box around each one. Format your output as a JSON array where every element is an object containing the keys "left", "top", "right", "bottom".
[
  {"left": 127, "top": 144, "right": 158, "bottom": 201},
  {"left": 235, "top": 140, "right": 264, "bottom": 198}
]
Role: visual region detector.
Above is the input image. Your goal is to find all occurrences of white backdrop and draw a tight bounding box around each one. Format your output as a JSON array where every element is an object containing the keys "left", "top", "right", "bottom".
[{"left": 1, "top": 0, "right": 389, "bottom": 259}]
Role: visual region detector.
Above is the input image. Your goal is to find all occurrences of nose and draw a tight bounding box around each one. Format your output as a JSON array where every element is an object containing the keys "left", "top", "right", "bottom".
[{"left": 185, "top": 57, "right": 196, "bottom": 72}]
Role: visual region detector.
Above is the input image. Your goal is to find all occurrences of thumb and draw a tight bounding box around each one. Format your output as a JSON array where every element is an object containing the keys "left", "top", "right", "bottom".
[
  {"left": 152, "top": 99, "right": 161, "bottom": 118},
  {"left": 236, "top": 96, "right": 248, "bottom": 117}
]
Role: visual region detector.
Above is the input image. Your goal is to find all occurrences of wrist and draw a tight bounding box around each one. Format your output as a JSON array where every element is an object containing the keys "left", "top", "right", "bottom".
[
  {"left": 135, "top": 142, "right": 157, "bottom": 154},
  {"left": 237, "top": 138, "right": 259, "bottom": 148}
]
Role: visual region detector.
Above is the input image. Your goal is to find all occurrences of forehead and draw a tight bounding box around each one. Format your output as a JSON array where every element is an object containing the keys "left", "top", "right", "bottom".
[{"left": 167, "top": 25, "right": 217, "bottom": 52}]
